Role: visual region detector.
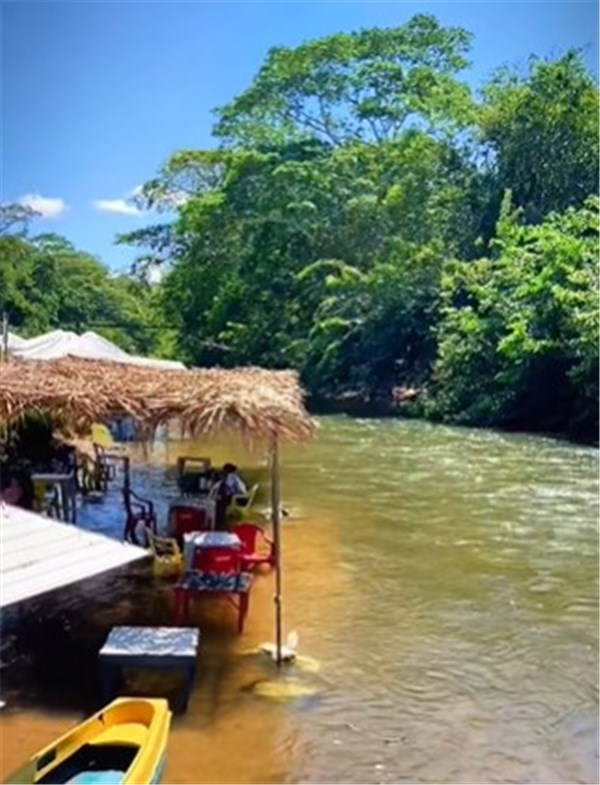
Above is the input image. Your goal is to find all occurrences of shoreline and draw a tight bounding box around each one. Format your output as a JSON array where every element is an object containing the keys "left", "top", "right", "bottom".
[{"left": 307, "top": 394, "right": 599, "bottom": 448}]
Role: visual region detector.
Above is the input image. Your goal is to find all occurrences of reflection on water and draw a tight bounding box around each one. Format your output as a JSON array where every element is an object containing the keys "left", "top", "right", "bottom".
[{"left": 1, "top": 417, "right": 598, "bottom": 784}]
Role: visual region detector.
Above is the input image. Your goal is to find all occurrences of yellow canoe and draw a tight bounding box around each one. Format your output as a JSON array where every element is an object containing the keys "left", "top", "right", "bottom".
[{"left": 5, "top": 698, "right": 171, "bottom": 785}]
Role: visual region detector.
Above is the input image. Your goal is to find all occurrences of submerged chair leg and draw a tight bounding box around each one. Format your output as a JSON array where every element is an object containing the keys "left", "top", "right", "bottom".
[
  {"left": 174, "top": 586, "right": 189, "bottom": 624},
  {"left": 238, "top": 592, "right": 249, "bottom": 634}
]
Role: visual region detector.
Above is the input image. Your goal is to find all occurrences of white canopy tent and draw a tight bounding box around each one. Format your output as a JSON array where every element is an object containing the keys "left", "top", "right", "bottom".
[
  {"left": 6, "top": 332, "right": 29, "bottom": 351},
  {"left": 6, "top": 329, "right": 185, "bottom": 371},
  {"left": 0, "top": 504, "right": 147, "bottom": 608}
]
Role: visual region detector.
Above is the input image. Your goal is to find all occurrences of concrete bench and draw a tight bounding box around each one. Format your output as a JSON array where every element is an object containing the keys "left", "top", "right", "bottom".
[{"left": 98, "top": 626, "right": 199, "bottom": 713}]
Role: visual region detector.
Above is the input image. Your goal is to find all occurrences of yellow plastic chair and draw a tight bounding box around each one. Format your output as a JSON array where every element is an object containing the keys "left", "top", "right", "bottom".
[
  {"left": 33, "top": 481, "right": 56, "bottom": 515},
  {"left": 146, "top": 527, "right": 184, "bottom": 579},
  {"left": 227, "top": 483, "right": 259, "bottom": 521},
  {"left": 91, "top": 423, "right": 114, "bottom": 448}
]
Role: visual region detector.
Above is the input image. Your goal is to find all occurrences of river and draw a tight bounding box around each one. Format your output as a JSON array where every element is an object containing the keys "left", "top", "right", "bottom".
[{"left": 0, "top": 416, "right": 598, "bottom": 784}]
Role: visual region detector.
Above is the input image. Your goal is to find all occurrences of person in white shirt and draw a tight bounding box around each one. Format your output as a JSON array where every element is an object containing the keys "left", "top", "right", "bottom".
[
  {"left": 222, "top": 463, "right": 247, "bottom": 496},
  {"left": 214, "top": 462, "right": 248, "bottom": 529}
]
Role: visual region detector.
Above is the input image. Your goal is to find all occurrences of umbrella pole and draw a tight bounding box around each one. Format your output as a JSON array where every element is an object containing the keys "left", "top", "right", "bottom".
[{"left": 270, "top": 436, "right": 283, "bottom": 666}]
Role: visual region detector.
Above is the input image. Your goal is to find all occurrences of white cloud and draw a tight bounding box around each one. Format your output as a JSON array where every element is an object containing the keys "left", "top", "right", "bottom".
[
  {"left": 93, "top": 184, "right": 189, "bottom": 217},
  {"left": 93, "top": 185, "right": 146, "bottom": 216},
  {"left": 93, "top": 198, "right": 142, "bottom": 216},
  {"left": 18, "top": 193, "right": 68, "bottom": 219}
]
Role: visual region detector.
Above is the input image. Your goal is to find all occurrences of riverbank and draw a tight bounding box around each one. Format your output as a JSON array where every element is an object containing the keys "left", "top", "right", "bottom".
[{"left": 308, "top": 392, "right": 599, "bottom": 448}]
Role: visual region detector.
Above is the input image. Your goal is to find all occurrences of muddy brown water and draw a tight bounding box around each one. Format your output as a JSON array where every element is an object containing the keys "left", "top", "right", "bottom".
[{"left": 0, "top": 416, "right": 598, "bottom": 784}]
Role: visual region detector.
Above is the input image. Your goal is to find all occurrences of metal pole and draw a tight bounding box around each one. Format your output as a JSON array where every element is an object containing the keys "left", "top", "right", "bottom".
[
  {"left": 270, "top": 435, "right": 283, "bottom": 666},
  {"left": 1, "top": 312, "right": 8, "bottom": 363},
  {"left": 123, "top": 455, "right": 131, "bottom": 494}
]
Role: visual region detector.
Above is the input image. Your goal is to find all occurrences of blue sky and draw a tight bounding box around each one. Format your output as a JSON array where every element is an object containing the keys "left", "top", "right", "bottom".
[{"left": 2, "top": 0, "right": 598, "bottom": 272}]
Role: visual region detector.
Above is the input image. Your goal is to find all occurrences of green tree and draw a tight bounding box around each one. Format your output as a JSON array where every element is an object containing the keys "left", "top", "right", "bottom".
[
  {"left": 0, "top": 202, "right": 39, "bottom": 236},
  {"left": 134, "top": 128, "right": 480, "bottom": 378},
  {"left": 298, "top": 244, "right": 444, "bottom": 399},
  {"left": 432, "top": 195, "right": 599, "bottom": 438},
  {"left": 480, "top": 51, "right": 599, "bottom": 224},
  {"left": 120, "top": 17, "right": 598, "bottom": 441},
  {"left": 0, "top": 221, "right": 159, "bottom": 355},
  {"left": 215, "top": 14, "right": 474, "bottom": 145}
]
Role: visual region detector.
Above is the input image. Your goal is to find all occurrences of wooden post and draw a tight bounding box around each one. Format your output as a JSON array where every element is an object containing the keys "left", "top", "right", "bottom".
[{"left": 270, "top": 435, "right": 283, "bottom": 666}]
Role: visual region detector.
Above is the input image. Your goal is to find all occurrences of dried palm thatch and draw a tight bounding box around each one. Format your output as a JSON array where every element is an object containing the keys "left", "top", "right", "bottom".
[{"left": 0, "top": 358, "right": 315, "bottom": 445}]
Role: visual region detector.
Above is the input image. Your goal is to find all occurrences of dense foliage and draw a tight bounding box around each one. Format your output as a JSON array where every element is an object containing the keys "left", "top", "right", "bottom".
[
  {"left": 4, "top": 14, "right": 598, "bottom": 441},
  {"left": 432, "top": 195, "right": 598, "bottom": 439}
]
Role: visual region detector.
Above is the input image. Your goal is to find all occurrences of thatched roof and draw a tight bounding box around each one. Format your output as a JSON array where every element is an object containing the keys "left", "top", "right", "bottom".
[{"left": 0, "top": 358, "right": 315, "bottom": 443}]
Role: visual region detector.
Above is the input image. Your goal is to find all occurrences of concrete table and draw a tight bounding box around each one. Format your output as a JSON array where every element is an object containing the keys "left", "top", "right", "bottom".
[{"left": 99, "top": 626, "right": 200, "bottom": 713}]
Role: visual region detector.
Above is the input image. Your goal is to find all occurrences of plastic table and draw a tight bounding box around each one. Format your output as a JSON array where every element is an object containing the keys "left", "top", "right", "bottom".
[
  {"left": 173, "top": 570, "right": 253, "bottom": 633},
  {"left": 182, "top": 531, "right": 241, "bottom": 570}
]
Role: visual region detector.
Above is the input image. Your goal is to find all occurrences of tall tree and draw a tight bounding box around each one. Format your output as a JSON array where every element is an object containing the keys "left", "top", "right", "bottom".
[
  {"left": 480, "top": 51, "right": 599, "bottom": 223},
  {"left": 214, "top": 14, "right": 475, "bottom": 145}
]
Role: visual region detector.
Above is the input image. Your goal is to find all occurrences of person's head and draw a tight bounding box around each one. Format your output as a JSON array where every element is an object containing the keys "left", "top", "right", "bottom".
[
  {"left": 1, "top": 473, "right": 22, "bottom": 504},
  {"left": 223, "top": 463, "right": 238, "bottom": 475},
  {"left": 1, "top": 469, "right": 34, "bottom": 509}
]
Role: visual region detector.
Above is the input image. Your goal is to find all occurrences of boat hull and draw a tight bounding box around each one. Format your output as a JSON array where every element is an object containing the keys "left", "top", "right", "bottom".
[
  {"left": 150, "top": 754, "right": 166, "bottom": 785},
  {"left": 5, "top": 697, "right": 171, "bottom": 785}
]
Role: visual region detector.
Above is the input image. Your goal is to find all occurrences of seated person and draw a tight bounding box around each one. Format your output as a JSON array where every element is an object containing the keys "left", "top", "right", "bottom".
[
  {"left": 214, "top": 463, "right": 247, "bottom": 529},
  {"left": 222, "top": 463, "right": 247, "bottom": 497}
]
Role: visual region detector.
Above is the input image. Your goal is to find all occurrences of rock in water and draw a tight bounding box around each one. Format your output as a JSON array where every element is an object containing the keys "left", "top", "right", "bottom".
[
  {"left": 259, "top": 630, "right": 299, "bottom": 662},
  {"left": 252, "top": 679, "right": 318, "bottom": 699}
]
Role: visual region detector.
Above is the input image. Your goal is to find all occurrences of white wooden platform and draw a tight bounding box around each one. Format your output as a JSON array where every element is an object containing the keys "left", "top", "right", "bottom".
[{"left": 0, "top": 503, "right": 148, "bottom": 608}]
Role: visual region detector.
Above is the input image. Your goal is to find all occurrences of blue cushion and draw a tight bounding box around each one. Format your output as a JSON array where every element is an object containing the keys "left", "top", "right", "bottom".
[{"left": 67, "top": 770, "right": 125, "bottom": 784}]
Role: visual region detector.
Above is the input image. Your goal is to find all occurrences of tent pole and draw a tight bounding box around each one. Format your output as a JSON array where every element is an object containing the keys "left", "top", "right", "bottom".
[{"left": 270, "top": 435, "right": 283, "bottom": 666}]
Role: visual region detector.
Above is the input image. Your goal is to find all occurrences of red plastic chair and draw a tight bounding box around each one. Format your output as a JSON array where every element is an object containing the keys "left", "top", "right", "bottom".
[
  {"left": 192, "top": 546, "right": 242, "bottom": 573},
  {"left": 122, "top": 488, "right": 156, "bottom": 545},
  {"left": 233, "top": 523, "right": 276, "bottom": 570},
  {"left": 170, "top": 505, "right": 213, "bottom": 546},
  {"left": 173, "top": 545, "right": 250, "bottom": 632}
]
